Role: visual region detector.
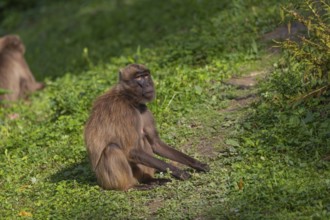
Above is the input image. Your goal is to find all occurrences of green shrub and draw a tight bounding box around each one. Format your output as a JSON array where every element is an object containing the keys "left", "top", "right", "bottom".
[{"left": 266, "top": 0, "right": 329, "bottom": 102}]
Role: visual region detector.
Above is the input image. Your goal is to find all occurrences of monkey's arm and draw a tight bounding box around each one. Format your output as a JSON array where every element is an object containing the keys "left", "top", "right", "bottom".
[
  {"left": 129, "top": 149, "right": 191, "bottom": 180},
  {"left": 153, "top": 141, "right": 210, "bottom": 172}
]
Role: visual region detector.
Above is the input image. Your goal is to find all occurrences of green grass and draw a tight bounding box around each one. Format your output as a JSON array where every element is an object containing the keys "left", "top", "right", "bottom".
[{"left": 1, "top": 0, "right": 329, "bottom": 219}]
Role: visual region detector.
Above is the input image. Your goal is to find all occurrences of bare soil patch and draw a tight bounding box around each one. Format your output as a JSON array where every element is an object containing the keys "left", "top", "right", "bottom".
[{"left": 223, "top": 71, "right": 265, "bottom": 89}]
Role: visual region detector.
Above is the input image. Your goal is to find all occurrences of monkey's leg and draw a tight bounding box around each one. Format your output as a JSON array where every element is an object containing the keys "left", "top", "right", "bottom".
[
  {"left": 95, "top": 144, "right": 138, "bottom": 191},
  {"left": 131, "top": 137, "right": 155, "bottom": 183},
  {"left": 20, "top": 78, "right": 44, "bottom": 98},
  {"left": 131, "top": 137, "right": 171, "bottom": 187},
  {"left": 131, "top": 136, "right": 156, "bottom": 182},
  {"left": 31, "top": 82, "right": 45, "bottom": 91},
  {"left": 153, "top": 141, "right": 210, "bottom": 172},
  {"left": 131, "top": 162, "right": 171, "bottom": 186},
  {"left": 129, "top": 149, "right": 191, "bottom": 180}
]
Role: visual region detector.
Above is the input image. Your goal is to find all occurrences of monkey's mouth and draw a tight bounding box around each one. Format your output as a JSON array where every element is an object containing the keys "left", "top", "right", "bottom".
[
  {"left": 143, "top": 90, "right": 154, "bottom": 98},
  {"left": 144, "top": 91, "right": 154, "bottom": 95}
]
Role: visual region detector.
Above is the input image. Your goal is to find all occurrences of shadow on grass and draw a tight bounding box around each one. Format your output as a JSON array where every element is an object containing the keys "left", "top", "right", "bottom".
[{"left": 50, "top": 157, "right": 97, "bottom": 186}]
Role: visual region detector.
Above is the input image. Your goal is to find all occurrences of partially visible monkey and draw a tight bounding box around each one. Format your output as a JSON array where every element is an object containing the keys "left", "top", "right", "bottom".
[
  {"left": 0, "top": 35, "right": 44, "bottom": 102},
  {"left": 84, "top": 64, "right": 209, "bottom": 191}
]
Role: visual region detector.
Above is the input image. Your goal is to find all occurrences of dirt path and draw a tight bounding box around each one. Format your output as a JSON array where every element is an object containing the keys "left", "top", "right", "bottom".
[
  {"left": 147, "top": 70, "right": 266, "bottom": 215},
  {"left": 220, "top": 70, "right": 264, "bottom": 112}
]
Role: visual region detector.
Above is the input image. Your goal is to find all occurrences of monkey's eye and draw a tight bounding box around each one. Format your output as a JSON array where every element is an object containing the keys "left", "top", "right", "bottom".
[
  {"left": 135, "top": 75, "right": 143, "bottom": 81},
  {"left": 135, "top": 74, "right": 149, "bottom": 81}
]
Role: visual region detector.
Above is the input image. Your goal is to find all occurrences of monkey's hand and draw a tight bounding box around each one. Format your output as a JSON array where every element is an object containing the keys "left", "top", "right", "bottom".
[
  {"left": 194, "top": 162, "right": 210, "bottom": 172},
  {"left": 178, "top": 171, "right": 191, "bottom": 180},
  {"left": 170, "top": 167, "right": 191, "bottom": 180}
]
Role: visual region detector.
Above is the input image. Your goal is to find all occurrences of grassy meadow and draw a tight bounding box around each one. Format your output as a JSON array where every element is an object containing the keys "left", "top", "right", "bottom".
[{"left": 0, "top": 0, "right": 329, "bottom": 219}]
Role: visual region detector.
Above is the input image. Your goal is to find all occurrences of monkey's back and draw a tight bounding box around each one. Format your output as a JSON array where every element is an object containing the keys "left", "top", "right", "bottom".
[
  {"left": 0, "top": 37, "right": 42, "bottom": 101},
  {"left": 84, "top": 86, "right": 141, "bottom": 170},
  {"left": 0, "top": 52, "right": 23, "bottom": 100}
]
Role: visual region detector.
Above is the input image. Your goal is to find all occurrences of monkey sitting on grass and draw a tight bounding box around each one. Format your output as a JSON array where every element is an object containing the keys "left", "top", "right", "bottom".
[
  {"left": 0, "top": 35, "right": 44, "bottom": 102},
  {"left": 84, "top": 64, "right": 209, "bottom": 191}
]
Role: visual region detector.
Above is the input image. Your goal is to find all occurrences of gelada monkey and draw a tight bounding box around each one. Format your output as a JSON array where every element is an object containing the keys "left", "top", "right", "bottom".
[
  {"left": 0, "top": 35, "right": 44, "bottom": 102},
  {"left": 84, "top": 64, "right": 209, "bottom": 190}
]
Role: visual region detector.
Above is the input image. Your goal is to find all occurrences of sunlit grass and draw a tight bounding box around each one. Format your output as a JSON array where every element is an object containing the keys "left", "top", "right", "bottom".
[{"left": 1, "top": 0, "right": 329, "bottom": 219}]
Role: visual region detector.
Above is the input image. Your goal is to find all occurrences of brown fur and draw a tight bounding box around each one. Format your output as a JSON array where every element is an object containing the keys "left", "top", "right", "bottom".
[
  {"left": 84, "top": 64, "right": 209, "bottom": 191},
  {"left": 0, "top": 35, "right": 44, "bottom": 102}
]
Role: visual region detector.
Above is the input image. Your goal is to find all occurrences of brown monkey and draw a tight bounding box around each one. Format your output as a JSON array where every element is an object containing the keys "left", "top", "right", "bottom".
[
  {"left": 84, "top": 64, "right": 209, "bottom": 191},
  {"left": 0, "top": 35, "right": 44, "bottom": 102}
]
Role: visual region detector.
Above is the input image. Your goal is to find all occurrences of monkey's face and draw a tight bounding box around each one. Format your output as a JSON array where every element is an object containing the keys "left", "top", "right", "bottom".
[
  {"left": 133, "top": 70, "right": 155, "bottom": 102},
  {"left": 120, "top": 64, "right": 155, "bottom": 104}
]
